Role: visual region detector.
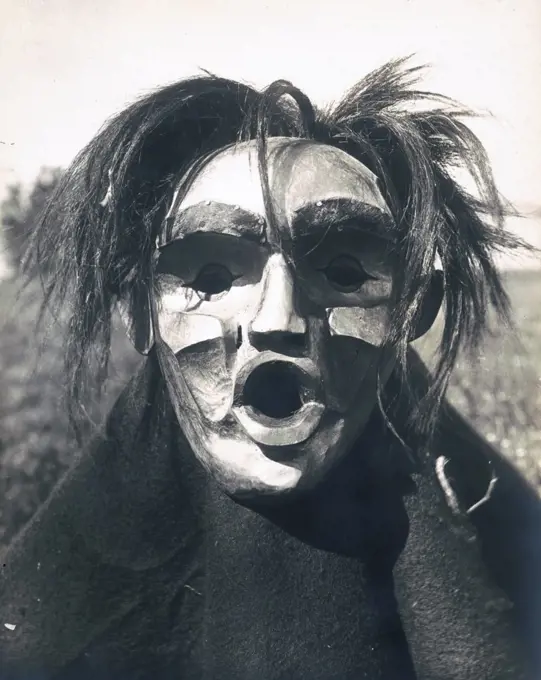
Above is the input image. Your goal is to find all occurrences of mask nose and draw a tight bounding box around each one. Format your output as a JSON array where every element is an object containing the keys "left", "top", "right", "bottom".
[{"left": 248, "top": 253, "right": 307, "bottom": 352}]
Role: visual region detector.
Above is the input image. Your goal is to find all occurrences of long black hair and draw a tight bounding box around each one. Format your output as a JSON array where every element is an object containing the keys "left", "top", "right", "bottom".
[{"left": 23, "top": 57, "right": 531, "bottom": 448}]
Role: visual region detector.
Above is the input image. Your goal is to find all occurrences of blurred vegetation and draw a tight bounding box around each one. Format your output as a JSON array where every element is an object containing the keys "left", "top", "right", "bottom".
[
  {"left": 414, "top": 272, "right": 541, "bottom": 488},
  {"left": 0, "top": 170, "right": 141, "bottom": 550},
  {"left": 1, "top": 167, "right": 63, "bottom": 271},
  {"left": 0, "top": 278, "right": 141, "bottom": 550},
  {"left": 0, "top": 171, "right": 539, "bottom": 554}
]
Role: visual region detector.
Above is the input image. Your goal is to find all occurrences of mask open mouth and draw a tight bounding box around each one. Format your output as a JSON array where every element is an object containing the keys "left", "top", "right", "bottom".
[
  {"left": 242, "top": 361, "right": 306, "bottom": 419},
  {"left": 232, "top": 358, "right": 325, "bottom": 447}
]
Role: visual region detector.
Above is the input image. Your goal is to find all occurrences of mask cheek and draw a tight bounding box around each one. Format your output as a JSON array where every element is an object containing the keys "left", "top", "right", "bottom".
[
  {"left": 159, "top": 309, "right": 224, "bottom": 353},
  {"left": 325, "top": 306, "right": 390, "bottom": 410},
  {"left": 160, "top": 312, "right": 234, "bottom": 423},
  {"left": 327, "top": 306, "right": 389, "bottom": 347}
]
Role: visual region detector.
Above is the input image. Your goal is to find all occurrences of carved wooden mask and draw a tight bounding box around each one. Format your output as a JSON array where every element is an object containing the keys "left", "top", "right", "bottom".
[{"left": 123, "top": 138, "right": 442, "bottom": 498}]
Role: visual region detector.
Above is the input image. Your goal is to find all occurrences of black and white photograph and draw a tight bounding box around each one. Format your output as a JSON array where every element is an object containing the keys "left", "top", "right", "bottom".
[{"left": 0, "top": 1, "right": 540, "bottom": 678}]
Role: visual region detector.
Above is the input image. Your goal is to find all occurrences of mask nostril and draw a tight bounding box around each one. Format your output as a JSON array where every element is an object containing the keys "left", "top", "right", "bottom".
[
  {"left": 247, "top": 329, "right": 307, "bottom": 356},
  {"left": 288, "top": 334, "right": 306, "bottom": 349},
  {"left": 236, "top": 326, "right": 243, "bottom": 349}
]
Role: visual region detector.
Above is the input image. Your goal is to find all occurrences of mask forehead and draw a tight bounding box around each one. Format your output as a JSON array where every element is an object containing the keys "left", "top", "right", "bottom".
[
  {"left": 177, "top": 143, "right": 266, "bottom": 216},
  {"left": 174, "top": 138, "right": 391, "bottom": 232},
  {"left": 267, "top": 140, "right": 390, "bottom": 221}
]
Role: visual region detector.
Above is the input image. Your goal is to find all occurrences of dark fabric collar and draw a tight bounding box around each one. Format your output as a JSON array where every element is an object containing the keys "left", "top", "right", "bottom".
[{"left": 1, "top": 350, "right": 538, "bottom": 679}]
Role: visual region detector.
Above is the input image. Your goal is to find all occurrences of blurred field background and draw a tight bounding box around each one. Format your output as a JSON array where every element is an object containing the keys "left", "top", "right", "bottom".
[{"left": 0, "top": 170, "right": 540, "bottom": 554}]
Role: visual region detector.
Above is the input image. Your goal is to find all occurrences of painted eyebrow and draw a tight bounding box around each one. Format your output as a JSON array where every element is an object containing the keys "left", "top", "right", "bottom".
[
  {"left": 291, "top": 198, "right": 395, "bottom": 239},
  {"left": 160, "top": 201, "right": 266, "bottom": 246}
]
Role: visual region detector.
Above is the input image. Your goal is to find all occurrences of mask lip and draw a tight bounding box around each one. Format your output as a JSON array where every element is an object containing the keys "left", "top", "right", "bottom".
[
  {"left": 232, "top": 352, "right": 326, "bottom": 446},
  {"left": 231, "top": 401, "right": 326, "bottom": 447},
  {"left": 234, "top": 352, "right": 323, "bottom": 411}
]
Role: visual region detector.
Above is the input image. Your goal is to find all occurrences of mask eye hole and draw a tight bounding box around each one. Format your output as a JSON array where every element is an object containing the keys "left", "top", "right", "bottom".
[
  {"left": 321, "top": 255, "right": 372, "bottom": 292},
  {"left": 189, "top": 263, "right": 235, "bottom": 299}
]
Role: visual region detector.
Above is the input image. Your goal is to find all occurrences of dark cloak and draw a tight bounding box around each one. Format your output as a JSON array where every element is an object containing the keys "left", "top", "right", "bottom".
[{"left": 0, "top": 351, "right": 539, "bottom": 679}]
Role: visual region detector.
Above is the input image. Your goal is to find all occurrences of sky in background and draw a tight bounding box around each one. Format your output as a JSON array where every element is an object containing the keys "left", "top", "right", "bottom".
[{"left": 0, "top": 0, "right": 540, "bottom": 271}]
